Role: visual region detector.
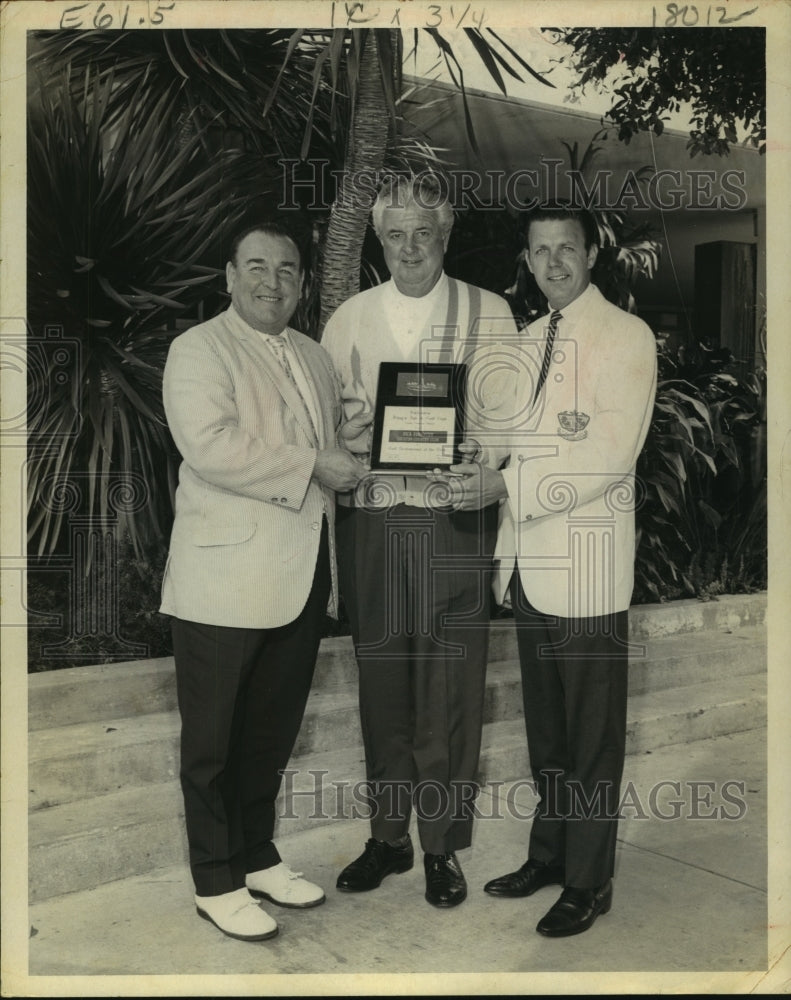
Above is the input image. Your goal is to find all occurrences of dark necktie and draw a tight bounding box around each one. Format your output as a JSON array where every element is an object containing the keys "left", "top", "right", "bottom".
[{"left": 534, "top": 309, "right": 562, "bottom": 402}]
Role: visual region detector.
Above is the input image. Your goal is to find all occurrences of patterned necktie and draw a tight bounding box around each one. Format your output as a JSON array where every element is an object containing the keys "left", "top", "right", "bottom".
[
  {"left": 534, "top": 309, "right": 562, "bottom": 402},
  {"left": 268, "top": 335, "right": 319, "bottom": 442}
]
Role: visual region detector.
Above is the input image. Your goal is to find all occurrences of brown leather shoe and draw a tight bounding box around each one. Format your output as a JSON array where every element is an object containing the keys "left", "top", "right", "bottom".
[
  {"left": 536, "top": 880, "right": 613, "bottom": 937},
  {"left": 424, "top": 852, "right": 467, "bottom": 908},
  {"left": 484, "top": 858, "right": 565, "bottom": 897}
]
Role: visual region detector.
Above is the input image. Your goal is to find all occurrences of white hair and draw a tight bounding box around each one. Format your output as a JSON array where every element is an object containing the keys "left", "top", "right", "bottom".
[{"left": 371, "top": 174, "right": 454, "bottom": 238}]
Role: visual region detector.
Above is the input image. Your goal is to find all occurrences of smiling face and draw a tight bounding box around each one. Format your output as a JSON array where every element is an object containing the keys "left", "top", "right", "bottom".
[
  {"left": 226, "top": 230, "right": 303, "bottom": 335},
  {"left": 526, "top": 218, "right": 598, "bottom": 311},
  {"left": 379, "top": 205, "right": 450, "bottom": 298}
]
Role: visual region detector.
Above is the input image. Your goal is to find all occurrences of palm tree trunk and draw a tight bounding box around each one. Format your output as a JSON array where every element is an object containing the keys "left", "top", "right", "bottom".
[{"left": 317, "top": 31, "right": 395, "bottom": 333}]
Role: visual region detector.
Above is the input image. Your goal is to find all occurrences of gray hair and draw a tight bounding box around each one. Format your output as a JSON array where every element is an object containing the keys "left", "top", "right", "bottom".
[{"left": 372, "top": 174, "right": 454, "bottom": 238}]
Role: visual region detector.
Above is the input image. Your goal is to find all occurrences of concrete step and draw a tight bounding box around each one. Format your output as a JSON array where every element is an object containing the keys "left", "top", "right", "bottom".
[
  {"left": 27, "top": 594, "right": 767, "bottom": 902},
  {"left": 625, "top": 593, "right": 766, "bottom": 639},
  {"left": 29, "top": 781, "right": 186, "bottom": 904},
  {"left": 28, "top": 623, "right": 766, "bottom": 812},
  {"left": 478, "top": 669, "right": 767, "bottom": 782},
  {"left": 623, "top": 624, "right": 766, "bottom": 696},
  {"left": 28, "top": 667, "right": 766, "bottom": 903},
  {"left": 29, "top": 712, "right": 181, "bottom": 812},
  {"left": 28, "top": 746, "right": 370, "bottom": 904},
  {"left": 26, "top": 626, "right": 521, "bottom": 732},
  {"left": 485, "top": 624, "right": 767, "bottom": 704},
  {"left": 28, "top": 656, "right": 178, "bottom": 733},
  {"left": 28, "top": 661, "right": 524, "bottom": 811},
  {"left": 27, "top": 593, "right": 767, "bottom": 732},
  {"left": 26, "top": 727, "right": 770, "bottom": 978},
  {"left": 28, "top": 689, "right": 361, "bottom": 812},
  {"left": 624, "top": 670, "right": 767, "bottom": 753}
]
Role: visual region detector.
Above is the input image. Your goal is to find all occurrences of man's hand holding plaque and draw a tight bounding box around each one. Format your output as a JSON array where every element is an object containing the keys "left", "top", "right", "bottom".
[
  {"left": 427, "top": 438, "right": 508, "bottom": 512},
  {"left": 339, "top": 410, "right": 374, "bottom": 460}
]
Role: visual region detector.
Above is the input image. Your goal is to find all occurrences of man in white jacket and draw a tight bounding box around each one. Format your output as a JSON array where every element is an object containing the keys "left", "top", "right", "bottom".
[
  {"left": 439, "top": 204, "right": 657, "bottom": 936},
  {"left": 161, "top": 219, "right": 365, "bottom": 941}
]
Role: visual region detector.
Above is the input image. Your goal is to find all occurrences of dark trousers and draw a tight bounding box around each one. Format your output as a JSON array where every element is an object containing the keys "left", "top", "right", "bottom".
[
  {"left": 511, "top": 573, "right": 629, "bottom": 889},
  {"left": 337, "top": 503, "right": 497, "bottom": 855},
  {"left": 172, "top": 522, "right": 330, "bottom": 897}
]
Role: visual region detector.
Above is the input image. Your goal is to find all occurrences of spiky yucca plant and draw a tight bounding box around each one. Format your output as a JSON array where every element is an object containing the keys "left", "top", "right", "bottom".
[
  {"left": 28, "top": 29, "right": 331, "bottom": 158},
  {"left": 26, "top": 68, "right": 261, "bottom": 558}
]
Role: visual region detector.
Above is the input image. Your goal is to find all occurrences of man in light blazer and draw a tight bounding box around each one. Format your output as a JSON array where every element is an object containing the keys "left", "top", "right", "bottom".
[
  {"left": 439, "top": 204, "right": 657, "bottom": 936},
  {"left": 160, "top": 219, "right": 365, "bottom": 942}
]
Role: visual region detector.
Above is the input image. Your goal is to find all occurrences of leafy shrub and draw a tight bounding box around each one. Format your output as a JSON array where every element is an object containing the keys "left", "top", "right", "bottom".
[
  {"left": 27, "top": 534, "right": 172, "bottom": 672},
  {"left": 633, "top": 340, "right": 767, "bottom": 603}
]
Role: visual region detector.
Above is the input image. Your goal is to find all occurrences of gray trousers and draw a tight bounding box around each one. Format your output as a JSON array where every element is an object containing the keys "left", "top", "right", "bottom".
[{"left": 337, "top": 502, "right": 497, "bottom": 855}]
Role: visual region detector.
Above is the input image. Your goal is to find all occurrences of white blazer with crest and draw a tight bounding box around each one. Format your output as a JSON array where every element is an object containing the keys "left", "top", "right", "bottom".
[{"left": 494, "top": 283, "right": 658, "bottom": 619}]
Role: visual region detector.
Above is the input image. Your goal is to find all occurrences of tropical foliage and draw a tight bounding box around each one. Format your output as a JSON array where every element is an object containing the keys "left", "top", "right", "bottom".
[
  {"left": 27, "top": 533, "right": 172, "bottom": 672},
  {"left": 459, "top": 128, "right": 766, "bottom": 606},
  {"left": 27, "top": 26, "right": 551, "bottom": 556},
  {"left": 28, "top": 29, "right": 336, "bottom": 157},
  {"left": 25, "top": 26, "right": 551, "bottom": 668},
  {"left": 500, "top": 130, "right": 663, "bottom": 322},
  {"left": 264, "top": 27, "right": 553, "bottom": 328},
  {"left": 634, "top": 339, "right": 767, "bottom": 603},
  {"left": 26, "top": 66, "right": 262, "bottom": 559},
  {"left": 25, "top": 29, "right": 766, "bottom": 669},
  {"left": 547, "top": 27, "right": 766, "bottom": 155}
]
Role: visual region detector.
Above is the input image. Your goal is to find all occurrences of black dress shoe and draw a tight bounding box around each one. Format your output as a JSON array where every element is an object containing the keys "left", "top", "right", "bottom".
[
  {"left": 424, "top": 852, "right": 467, "bottom": 908},
  {"left": 536, "top": 880, "right": 613, "bottom": 937},
  {"left": 484, "top": 858, "right": 565, "bottom": 898},
  {"left": 336, "top": 837, "right": 414, "bottom": 892}
]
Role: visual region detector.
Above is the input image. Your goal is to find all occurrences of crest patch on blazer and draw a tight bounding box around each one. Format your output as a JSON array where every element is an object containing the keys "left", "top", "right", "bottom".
[{"left": 557, "top": 410, "right": 590, "bottom": 440}]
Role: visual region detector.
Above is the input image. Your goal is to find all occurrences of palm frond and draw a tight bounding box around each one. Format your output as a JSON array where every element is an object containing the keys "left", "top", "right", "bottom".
[{"left": 26, "top": 67, "right": 267, "bottom": 558}]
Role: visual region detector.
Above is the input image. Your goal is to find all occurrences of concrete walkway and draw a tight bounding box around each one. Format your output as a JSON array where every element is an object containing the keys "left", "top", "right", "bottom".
[{"left": 16, "top": 724, "right": 789, "bottom": 995}]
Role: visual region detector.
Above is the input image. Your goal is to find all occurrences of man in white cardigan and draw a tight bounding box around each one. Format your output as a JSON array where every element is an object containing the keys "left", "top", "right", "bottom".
[
  {"left": 160, "top": 219, "right": 365, "bottom": 941},
  {"left": 322, "top": 175, "right": 519, "bottom": 908},
  {"left": 439, "top": 204, "right": 657, "bottom": 936}
]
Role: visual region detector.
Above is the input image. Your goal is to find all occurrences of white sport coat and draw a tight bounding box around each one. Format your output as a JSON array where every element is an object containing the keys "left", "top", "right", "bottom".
[
  {"left": 160, "top": 306, "right": 341, "bottom": 629},
  {"left": 494, "top": 283, "right": 658, "bottom": 619}
]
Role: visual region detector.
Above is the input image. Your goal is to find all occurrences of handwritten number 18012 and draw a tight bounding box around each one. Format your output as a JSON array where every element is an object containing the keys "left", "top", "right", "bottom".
[{"left": 653, "top": 4, "right": 758, "bottom": 25}]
